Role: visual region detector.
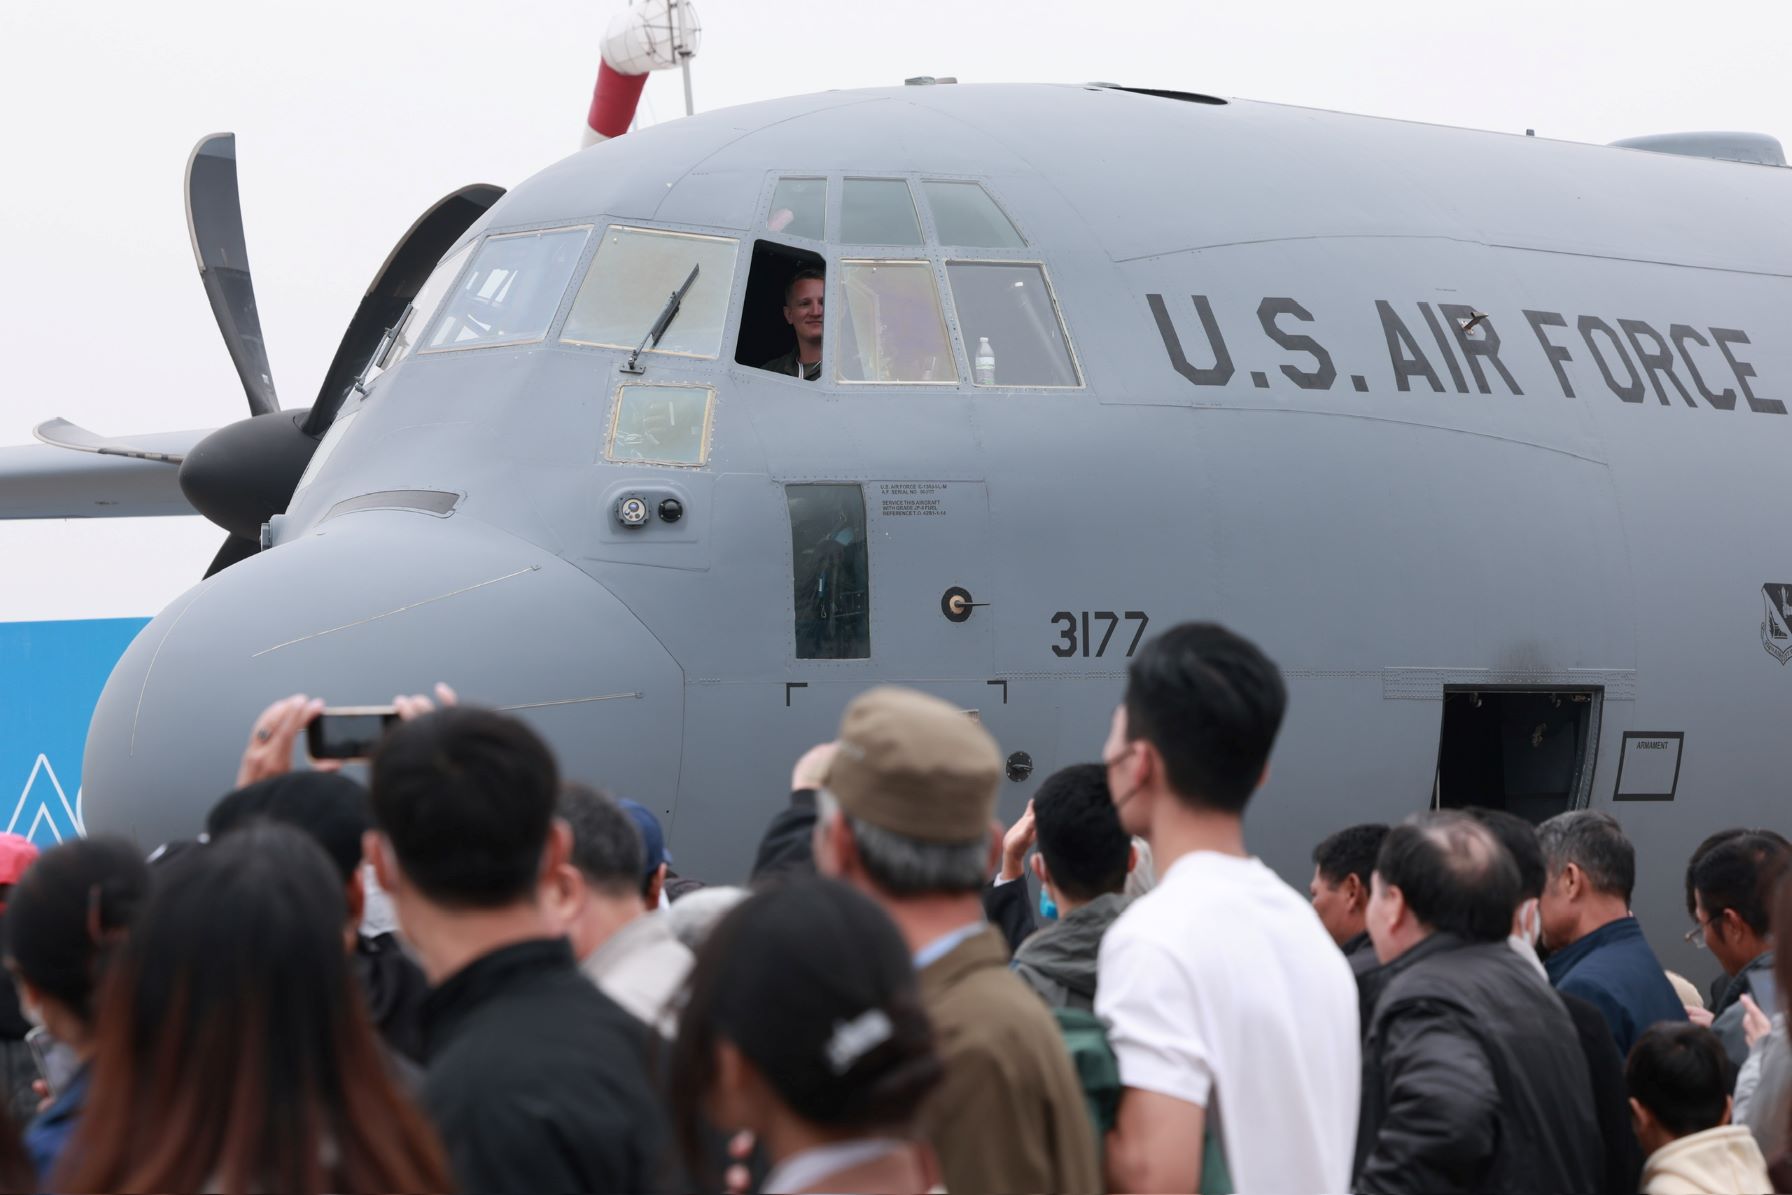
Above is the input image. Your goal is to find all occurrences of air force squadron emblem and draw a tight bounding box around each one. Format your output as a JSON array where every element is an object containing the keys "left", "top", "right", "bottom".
[{"left": 1764, "top": 584, "right": 1792, "bottom": 664}]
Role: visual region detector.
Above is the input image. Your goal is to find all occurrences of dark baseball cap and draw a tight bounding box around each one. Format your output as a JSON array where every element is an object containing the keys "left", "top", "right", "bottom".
[{"left": 618, "top": 799, "right": 671, "bottom": 879}]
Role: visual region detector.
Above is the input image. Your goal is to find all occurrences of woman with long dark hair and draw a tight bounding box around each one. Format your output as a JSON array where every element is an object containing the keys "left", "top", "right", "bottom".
[
  {"left": 668, "top": 877, "right": 943, "bottom": 1194},
  {"left": 4, "top": 837, "right": 148, "bottom": 1183},
  {"left": 56, "top": 823, "right": 451, "bottom": 1193}
]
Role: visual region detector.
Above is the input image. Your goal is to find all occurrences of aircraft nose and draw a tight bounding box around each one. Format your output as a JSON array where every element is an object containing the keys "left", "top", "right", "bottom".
[{"left": 81, "top": 512, "right": 683, "bottom": 848}]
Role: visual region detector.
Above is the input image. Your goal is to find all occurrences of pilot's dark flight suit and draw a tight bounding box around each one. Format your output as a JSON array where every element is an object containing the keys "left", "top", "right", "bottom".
[{"left": 760, "top": 348, "right": 820, "bottom": 381}]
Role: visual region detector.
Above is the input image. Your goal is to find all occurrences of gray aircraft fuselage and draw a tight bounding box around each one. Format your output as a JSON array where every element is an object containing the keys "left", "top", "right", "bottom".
[{"left": 77, "top": 83, "right": 1792, "bottom": 976}]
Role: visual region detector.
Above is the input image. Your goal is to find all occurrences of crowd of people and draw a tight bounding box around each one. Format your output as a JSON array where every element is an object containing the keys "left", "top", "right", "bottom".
[{"left": 0, "top": 620, "right": 1787, "bottom": 1192}]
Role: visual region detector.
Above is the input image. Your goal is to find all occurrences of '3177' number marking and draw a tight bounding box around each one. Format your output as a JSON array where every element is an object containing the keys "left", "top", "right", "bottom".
[{"left": 1051, "top": 611, "right": 1150, "bottom": 658}]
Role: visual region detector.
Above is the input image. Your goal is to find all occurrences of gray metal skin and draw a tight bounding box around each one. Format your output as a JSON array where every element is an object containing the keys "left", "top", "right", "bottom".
[{"left": 26, "top": 84, "right": 1792, "bottom": 975}]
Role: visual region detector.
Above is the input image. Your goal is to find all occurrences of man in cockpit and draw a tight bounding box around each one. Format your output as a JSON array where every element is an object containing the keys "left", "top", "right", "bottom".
[{"left": 760, "top": 268, "right": 823, "bottom": 381}]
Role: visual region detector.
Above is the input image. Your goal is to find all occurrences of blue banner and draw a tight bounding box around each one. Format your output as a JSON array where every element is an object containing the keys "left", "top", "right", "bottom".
[{"left": 0, "top": 619, "right": 148, "bottom": 846}]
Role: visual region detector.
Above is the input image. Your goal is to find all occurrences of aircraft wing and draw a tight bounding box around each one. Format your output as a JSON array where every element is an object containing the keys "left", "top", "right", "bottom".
[{"left": 0, "top": 423, "right": 213, "bottom": 518}]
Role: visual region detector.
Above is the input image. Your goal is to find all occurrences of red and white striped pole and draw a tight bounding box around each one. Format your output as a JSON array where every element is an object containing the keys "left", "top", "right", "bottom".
[{"left": 582, "top": 0, "right": 702, "bottom": 148}]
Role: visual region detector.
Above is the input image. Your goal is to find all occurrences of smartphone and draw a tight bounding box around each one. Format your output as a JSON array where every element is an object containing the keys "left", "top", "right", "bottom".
[
  {"left": 26, "top": 1027, "right": 77, "bottom": 1098},
  {"left": 306, "top": 706, "right": 400, "bottom": 762}
]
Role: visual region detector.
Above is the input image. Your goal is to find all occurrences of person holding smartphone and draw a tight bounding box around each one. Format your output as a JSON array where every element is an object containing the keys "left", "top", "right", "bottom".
[{"left": 3, "top": 838, "right": 149, "bottom": 1184}]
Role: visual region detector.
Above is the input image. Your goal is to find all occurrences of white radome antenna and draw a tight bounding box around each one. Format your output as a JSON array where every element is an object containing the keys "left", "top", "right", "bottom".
[{"left": 603, "top": 0, "right": 703, "bottom": 117}]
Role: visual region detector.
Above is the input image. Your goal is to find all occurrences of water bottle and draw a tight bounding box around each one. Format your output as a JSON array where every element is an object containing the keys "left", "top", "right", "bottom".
[{"left": 974, "top": 337, "right": 996, "bottom": 385}]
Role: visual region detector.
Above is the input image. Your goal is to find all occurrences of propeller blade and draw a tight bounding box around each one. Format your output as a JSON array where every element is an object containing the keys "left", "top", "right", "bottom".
[
  {"left": 204, "top": 533, "right": 260, "bottom": 578},
  {"left": 303, "top": 183, "right": 505, "bottom": 437},
  {"left": 34, "top": 417, "right": 190, "bottom": 464},
  {"left": 185, "top": 133, "right": 279, "bottom": 418}
]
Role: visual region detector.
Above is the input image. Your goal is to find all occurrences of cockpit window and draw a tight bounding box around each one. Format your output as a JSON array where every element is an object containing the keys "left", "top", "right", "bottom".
[
  {"left": 421, "top": 226, "right": 590, "bottom": 352},
  {"left": 946, "top": 262, "right": 1081, "bottom": 387},
  {"left": 841, "top": 179, "right": 923, "bottom": 246},
  {"left": 561, "top": 226, "right": 739, "bottom": 358},
  {"left": 836, "top": 261, "right": 957, "bottom": 384},
  {"left": 605, "top": 384, "right": 714, "bottom": 466},
  {"left": 768, "top": 178, "right": 827, "bottom": 240},
  {"left": 380, "top": 243, "right": 472, "bottom": 370},
  {"left": 922, "top": 181, "right": 1025, "bottom": 248}
]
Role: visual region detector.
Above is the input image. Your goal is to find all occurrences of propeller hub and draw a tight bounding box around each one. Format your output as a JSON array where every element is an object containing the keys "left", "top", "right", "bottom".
[{"left": 177, "top": 411, "right": 318, "bottom": 541}]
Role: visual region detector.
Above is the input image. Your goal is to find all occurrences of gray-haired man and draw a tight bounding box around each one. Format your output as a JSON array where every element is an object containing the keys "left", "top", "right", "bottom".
[{"left": 1537, "top": 810, "right": 1687, "bottom": 1056}]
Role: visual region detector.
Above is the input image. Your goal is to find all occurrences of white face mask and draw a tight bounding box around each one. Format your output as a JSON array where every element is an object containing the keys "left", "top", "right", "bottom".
[{"left": 1514, "top": 897, "right": 1543, "bottom": 948}]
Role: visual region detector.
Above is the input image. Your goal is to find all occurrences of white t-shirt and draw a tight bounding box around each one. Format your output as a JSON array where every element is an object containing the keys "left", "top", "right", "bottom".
[{"left": 1096, "top": 851, "right": 1361, "bottom": 1194}]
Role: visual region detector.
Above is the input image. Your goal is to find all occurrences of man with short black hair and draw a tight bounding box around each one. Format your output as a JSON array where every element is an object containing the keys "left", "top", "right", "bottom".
[
  {"left": 1311, "top": 823, "right": 1389, "bottom": 973},
  {"left": 1537, "top": 810, "right": 1686, "bottom": 1056},
  {"left": 1691, "top": 832, "right": 1791, "bottom": 1067},
  {"left": 369, "top": 706, "right": 669, "bottom": 1194},
  {"left": 1356, "top": 811, "right": 1600, "bottom": 1194},
  {"left": 760, "top": 268, "right": 823, "bottom": 380},
  {"left": 1628, "top": 1022, "right": 1772, "bottom": 1194},
  {"left": 1008, "top": 764, "right": 1135, "bottom": 1011},
  {"left": 546, "top": 784, "right": 693, "bottom": 1036},
  {"left": 1097, "top": 623, "right": 1359, "bottom": 1194},
  {"left": 812, "top": 686, "right": 1099, "bottom": 1194}
]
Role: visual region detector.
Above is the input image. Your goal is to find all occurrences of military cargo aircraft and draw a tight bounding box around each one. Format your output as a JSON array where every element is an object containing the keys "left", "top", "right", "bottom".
[{"left": 3, "top": 81, "right": 1787, "bottom": 966}]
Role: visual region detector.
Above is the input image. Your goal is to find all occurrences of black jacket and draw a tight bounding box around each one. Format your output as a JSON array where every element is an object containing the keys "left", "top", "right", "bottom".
[
  {"left": 983, "top": 875, "right": 1036, "bottom": 955},
  {"left": 1560, "top": 989, "right": 1644, "bottom": 1195},
  {"left": 421, "top": 937, "right": 670, "bottom": 1194},
  {"left": 355, "top": 931, "right": 430, "bottom": 1065},
  {"left": 751, "top": 790, "right": 818, "bottom": 880},
  {"left": 1355, "top": 934, "right": 1602, "bottom": 1195},
  {"left": 1343, "top": 930, "right": 1380, "bottom": 975}
]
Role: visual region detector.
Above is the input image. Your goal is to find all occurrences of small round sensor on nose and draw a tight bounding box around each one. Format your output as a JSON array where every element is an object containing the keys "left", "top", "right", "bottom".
[
  {"left": 658, "top": 498, "right": 684, "bottom": 524},
  {"left": 617, "top": 496, "right": 650, "bottom": 528}
]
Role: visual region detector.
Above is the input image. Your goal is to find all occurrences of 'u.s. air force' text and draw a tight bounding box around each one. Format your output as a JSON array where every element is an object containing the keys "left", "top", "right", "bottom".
[{"left": 1149, "top": 295, "right": 1782, "bottom": 414}]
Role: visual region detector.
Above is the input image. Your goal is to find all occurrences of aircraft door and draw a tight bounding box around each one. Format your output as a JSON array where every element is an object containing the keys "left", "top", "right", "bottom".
[
  {"left": 784, "top": 479, "right": 994, "bottom": 673},
  {"left": 775, "top": 478, "right": 1048, "bottom": 850}
]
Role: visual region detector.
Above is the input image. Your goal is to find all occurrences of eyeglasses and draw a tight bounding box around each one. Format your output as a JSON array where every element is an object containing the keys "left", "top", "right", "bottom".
[
  {"left": 1103, "top": 742, "right": 1140, "bottom": 771},
  {"left": 1685, "top": 912, "right": 1726, "bottom": 949}
]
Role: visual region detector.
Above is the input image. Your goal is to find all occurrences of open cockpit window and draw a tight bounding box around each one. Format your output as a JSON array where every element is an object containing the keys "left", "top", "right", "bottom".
[
  {"left": 421, "top": 226, "right": 590, "bottom": 352},
  {"left": 737, "top": 242, "right": 826, "bottom": 379},
  {"left": 768, "top": 177, "right": 827, "bottom": 240},
  {"left": 787, "top": 484, "right": 870, "bottom": 659},
  {"left": 946, "top": 262, "right": 1080, "bottom": 387},
  {"left": 837, "top": 261, "right": 956, "bottom": 384},
  {"left": 562, "top": 227, "right": 739, "bottom": 358},
  {"left": 921, "top": 181, "right": 1025, "bottom": 248},
  {"left": 841, "top": 179, "right": 923, "bottom": 246}
]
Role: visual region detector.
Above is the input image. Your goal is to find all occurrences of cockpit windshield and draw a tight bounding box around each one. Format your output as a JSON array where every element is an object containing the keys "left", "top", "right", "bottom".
[
  {"left": 561, "top": 227, "right": 738, "bottom": 358},
  {"left": 378, "top": 242, "right": 472, "bottom": 372},
  {"left": 420, "top": 226, "right": 590, "bottom": 352}
]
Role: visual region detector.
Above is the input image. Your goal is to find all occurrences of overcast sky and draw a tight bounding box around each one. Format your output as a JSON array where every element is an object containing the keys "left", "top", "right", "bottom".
[{"left": 4, "top": 0, "right": 1789, "bottom": 618}]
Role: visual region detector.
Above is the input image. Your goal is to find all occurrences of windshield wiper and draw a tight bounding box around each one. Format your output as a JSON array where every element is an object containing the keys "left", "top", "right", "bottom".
[{"left": 621, "top": 264, "right": 700, "bottom": 375}]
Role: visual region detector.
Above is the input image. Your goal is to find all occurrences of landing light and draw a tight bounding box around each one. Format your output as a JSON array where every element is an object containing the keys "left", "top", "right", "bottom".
[{"left": 618, "top": 496, "right": 651, "bottom": 527}]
